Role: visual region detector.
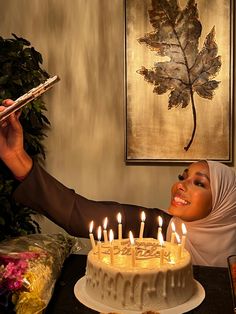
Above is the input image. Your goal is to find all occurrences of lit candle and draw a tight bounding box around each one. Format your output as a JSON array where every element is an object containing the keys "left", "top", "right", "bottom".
[
  {"left": 129, "top": 231, "right": 135, "bottom": 267},
  {"left": 170, "top": 221, "right": 176, "bottom": 244},
  {"left": 117, "top": 212, "right": 122, "bottom": 241},
  {"left": 157, "top": 216, "right": 163, "bottom": 242},
  {"left": 109, "top": 229, "right": 114, "bottom": 265},
  {"left": 139, "top": 211, "right": 146, "bottom": 238},
  {"left": 103, "top": 217, "right": 108, "bottom": 242},
  {"left": 89, "top": 221, "right": 96, "bottom": 249},
  {"left": 175, "top": 232, "right": 182, "bottom": 261},
  {"left": 97, "top": 226, "right": 102, "bottom": 260},
  {"left": 159, "top": 232, "right": 164, "bottom": 265},
  {"left": 181, "top": 223, "right": 187, "bottom": 254}
]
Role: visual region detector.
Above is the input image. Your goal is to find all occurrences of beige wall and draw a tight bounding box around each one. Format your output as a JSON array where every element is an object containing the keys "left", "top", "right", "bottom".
[{"left": 0, "top": 0, "right": 235, "bottom": 235}]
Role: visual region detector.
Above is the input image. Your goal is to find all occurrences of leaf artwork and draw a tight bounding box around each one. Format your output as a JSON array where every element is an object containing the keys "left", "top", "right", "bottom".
[{"left": 137, "top": 0, "right": 221, "bottom": 151}]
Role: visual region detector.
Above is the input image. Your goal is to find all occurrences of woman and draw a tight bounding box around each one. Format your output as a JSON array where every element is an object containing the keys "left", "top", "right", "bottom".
[
  {"left": 168, "top": 160, "right": 236, "bottom": 266},
  {"left": 0, "top": 99, "right": 235, "bottom": 267}
]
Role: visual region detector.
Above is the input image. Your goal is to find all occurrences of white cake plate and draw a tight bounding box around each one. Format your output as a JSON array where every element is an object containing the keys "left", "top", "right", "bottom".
[{"left": 74, "top": 277, "right": 205, "bottom": 314}]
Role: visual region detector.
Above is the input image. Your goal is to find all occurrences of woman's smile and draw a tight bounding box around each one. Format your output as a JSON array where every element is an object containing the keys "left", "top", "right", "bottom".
[{"left": 172, "top": 195, "right": 190, "bottom": 206}]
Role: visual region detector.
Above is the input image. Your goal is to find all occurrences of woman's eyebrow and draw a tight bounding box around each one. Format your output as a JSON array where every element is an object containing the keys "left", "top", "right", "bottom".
[
  {"left": 185, "top": 168, "right": 210, "bottom": 182},
  {"left": 195, "top": 171, "right": 210, "bottom": 182}
]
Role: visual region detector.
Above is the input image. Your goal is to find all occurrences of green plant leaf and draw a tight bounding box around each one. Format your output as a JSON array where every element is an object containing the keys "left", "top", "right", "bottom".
[
  {"left": 12, "top": 33, "right": 31, "bottom": 46},
  {"left": 0, "top": 34, "right": 52, "bottom": 241}
]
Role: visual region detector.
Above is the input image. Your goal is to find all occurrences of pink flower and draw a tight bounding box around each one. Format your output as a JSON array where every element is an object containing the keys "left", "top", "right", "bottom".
[
  {"left": 3, "top": 262, "right": 16, "bottom": 278},
  {"left": 8, "top": 279, "right": 23, "bottom": 290},
  {"left": 0, "top": 250, "right": 42, "bottom": 292}
]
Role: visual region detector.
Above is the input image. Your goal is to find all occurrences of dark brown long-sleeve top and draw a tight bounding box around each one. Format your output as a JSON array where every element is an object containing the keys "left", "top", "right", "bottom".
[{"left": 13, "top": 162, "right": 172, "bottom": 239}]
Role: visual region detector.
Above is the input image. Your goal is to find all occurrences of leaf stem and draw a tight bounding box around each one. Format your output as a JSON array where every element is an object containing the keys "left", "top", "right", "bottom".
[
  {"left": 184, "top": 90, "right": 196, "bottom": 151},
  {"left": 171, "top": 29, "right": 197, "bottom": 151}
]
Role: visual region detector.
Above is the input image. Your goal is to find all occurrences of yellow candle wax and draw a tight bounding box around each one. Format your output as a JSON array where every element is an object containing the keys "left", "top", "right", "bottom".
[
  {"left": 89, "top": 221, "right": 96, "bottom": 249},
  {"left": 139, "top": 211, "right": 146, "bottom": 238}
]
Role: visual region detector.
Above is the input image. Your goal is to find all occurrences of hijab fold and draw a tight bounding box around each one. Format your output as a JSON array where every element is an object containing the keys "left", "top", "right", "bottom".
[{"left": 167, "top": 161, "right": 236, "bottom": 267}]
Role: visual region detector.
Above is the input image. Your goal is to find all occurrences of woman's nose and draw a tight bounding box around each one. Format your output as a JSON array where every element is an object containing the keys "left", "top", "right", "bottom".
[{"left": 176, "top": 181, "right": 187, "bottom": 191}]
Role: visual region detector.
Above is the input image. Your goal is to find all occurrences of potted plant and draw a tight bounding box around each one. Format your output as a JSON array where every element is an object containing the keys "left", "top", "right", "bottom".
[{"left": 0, "top": 33, "right": 51, "bottom": 241}]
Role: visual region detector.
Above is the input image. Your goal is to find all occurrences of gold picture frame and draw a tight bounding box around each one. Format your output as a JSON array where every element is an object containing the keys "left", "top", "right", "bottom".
[{"left": 125, "top": 0, "right": 234, "bottom": 163}]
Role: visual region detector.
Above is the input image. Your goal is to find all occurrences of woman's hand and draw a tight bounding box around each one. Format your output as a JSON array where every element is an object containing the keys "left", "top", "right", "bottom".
[
  {"left": 0, "top": 100, "right": 23, "bottom": 159},
  {"left": 0, "top": 99, "right": 32, "bottom": 178}
]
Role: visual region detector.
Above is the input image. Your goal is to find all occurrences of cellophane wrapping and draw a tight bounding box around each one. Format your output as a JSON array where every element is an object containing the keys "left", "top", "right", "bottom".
[{"left": 0, "top": 233, "right": 83, "bottom": 313}]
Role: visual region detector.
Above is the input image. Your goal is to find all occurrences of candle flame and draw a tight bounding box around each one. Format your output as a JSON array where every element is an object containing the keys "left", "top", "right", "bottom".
[
  {"left": 141, "top": 211, "right": 146, "bottom": 222},
  {"left": 129, "top": 231, "right": 134, "bottom": 245},
  {"left": 97, "top": 226, "right": 102, "bottom": 241},
  {"left": 158, "top": 216, "right": 163, "bottom": 227},
  {"left": 175, "top": 232, "right": 180, "bottom": 244},
  {"left": 159, "top": 232, "right": 164, "bottom": 246},
  {"left": 117, "top": 212, "right": 122, "bottom": 224},
  {"left": 89, "top": 221, "right": 94, "bottom": 233},
  {"left": 171, "top": 221, "right": 176, "bottom": 232},
  {"left": 103, "top": 217, "right": 108, "bottom": 230},
  {"left": 109, "top": 229, "right": 114, "bottom": 242},
  {"left": 182, "top": 223, "right": 187, "bottom": 234}
]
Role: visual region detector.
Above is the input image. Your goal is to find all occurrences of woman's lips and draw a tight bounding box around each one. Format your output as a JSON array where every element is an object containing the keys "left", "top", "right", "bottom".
[{"left": 172, "top": 195, "right": 190, "bottom": 206}]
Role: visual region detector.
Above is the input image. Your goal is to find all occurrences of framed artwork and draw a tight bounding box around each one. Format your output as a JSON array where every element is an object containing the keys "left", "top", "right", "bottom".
[{"left": 125, "top": 0, "right": 234, "bottom": 163}]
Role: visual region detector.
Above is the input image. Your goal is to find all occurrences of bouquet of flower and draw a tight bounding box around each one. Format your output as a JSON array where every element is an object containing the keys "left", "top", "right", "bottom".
[{"left": 0, "top": 233, "right": 82, "bottom": 314}]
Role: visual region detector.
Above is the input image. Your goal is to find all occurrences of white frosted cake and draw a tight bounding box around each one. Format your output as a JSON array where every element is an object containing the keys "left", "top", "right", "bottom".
[{"left": 85, "top": 238, "right": 195, "bottom": 312}]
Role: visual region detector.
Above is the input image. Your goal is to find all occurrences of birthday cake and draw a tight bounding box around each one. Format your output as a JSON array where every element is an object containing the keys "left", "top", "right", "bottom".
[{"left": 85, "top": 238, "right": 194, "bottom": 312}]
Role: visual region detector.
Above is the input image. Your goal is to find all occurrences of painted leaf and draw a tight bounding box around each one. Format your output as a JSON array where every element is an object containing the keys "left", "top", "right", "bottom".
[
  {"left": 191, "top": 27, "right": 221, "bottom": 99},
  {"left": 137, "top": 0, "right": 221, "bottom": 150},
  {"left": 138, "top": 0, "right": 221, "bottom": 108}
]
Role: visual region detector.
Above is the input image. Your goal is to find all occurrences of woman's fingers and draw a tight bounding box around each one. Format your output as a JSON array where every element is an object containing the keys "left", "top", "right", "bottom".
[
  {"left": 0, "top": 105, "right": 8, "bottom": 127},
  {"left": 0, "top": 99, "right": 14, "bottom": 124},
  {"left": 1, "top": 121, "right": 8, "bottom": 128},
  {"left": 1, "top": 99, "right": 22, "bottom": 125},
  {"left": 15, "top": 109, "right": 21, "bottom": 120},
  {"left": 2, "top": 99, "right": 14, "bottom": 106}
]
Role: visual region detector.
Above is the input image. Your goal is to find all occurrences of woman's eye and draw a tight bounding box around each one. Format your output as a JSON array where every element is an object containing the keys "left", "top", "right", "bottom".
[
  {"left": 194, "top": 180, "right": 205, "bottom": 187},
  {"left": 178, "top": 174, "right": 185, "bottom": 181}
]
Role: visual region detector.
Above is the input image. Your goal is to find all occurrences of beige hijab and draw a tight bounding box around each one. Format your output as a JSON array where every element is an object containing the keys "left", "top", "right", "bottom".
[{"left": 167, "top": 161, "right": 236, "bottom": 267}]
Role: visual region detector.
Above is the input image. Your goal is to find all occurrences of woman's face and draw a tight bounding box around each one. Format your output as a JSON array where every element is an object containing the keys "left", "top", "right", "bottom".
[{"left": 167, "top": 161, "right": 212, "bottom": 221}]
